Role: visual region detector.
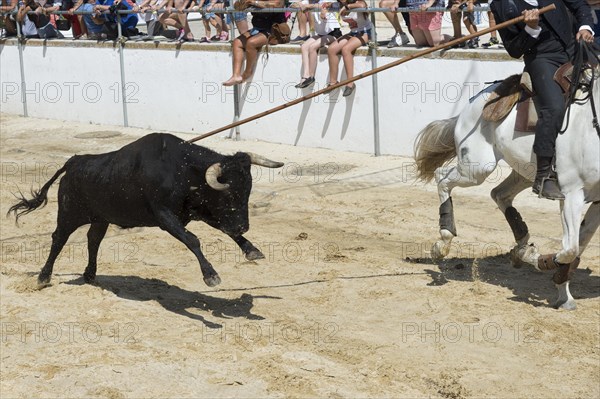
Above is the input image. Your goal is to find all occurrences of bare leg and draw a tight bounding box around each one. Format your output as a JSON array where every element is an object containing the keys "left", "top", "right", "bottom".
[
  {"left": 488, "top": 12, "right": 497, "bottom": 40},
  {"left": 421, "top": 28, "right": 442, "bottom": 47},
  {"left": 341, "top": 35, "right": 366, "bottom": 89},
  {"left": 300, "top": 37, "right": 317, "bottom": 78},
  {"left": 379, "top": 0, "right": 405, "bottom": 34},
  {"left": 297, "top": 10, "right": 308, "bottom": 37},
  {"left": 242, "top": 33, "right": 267, "bottom": 81},
  {"left": 223, "top": 34, "right": 249, "bottom": 86},
  {"left": 451, "top": 12, "right": 462, "bottom": 38},
  {"left": 308, "top": 36, "right": 332, "bottom": 77},
  {"left": 411, "top": 28, "right": 428, "bottom": 46},
  {"left": 327, "top": 37, "right": 348, "bottom": 84}
]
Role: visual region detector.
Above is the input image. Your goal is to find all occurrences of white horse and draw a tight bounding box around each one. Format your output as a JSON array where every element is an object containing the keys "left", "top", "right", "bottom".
[{"left": 414, "top": 66, "right": 600, "bottom": 310}]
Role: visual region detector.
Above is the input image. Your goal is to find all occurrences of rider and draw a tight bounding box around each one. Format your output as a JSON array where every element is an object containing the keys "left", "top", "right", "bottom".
[{"left": 490, "top": 0, "right": 594, "bottom": 200}]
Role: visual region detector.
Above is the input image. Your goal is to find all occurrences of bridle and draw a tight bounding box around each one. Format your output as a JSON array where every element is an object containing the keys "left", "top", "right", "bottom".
[{"left": 559, "top": 40, "right": 600, "bottom": 137}]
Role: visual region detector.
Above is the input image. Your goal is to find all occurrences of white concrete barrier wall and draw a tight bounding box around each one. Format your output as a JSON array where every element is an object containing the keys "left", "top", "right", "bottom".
[{"left": 0, "top": 42, "right": 523, "bottom": 156}]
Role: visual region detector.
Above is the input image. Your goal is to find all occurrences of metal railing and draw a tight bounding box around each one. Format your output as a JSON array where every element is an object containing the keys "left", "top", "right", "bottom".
[{"left": 1, "top": 3, "right": 494, "bottom": 154}]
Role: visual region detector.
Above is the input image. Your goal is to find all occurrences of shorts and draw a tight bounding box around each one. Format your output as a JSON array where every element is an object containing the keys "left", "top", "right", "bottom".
[
  {"left": 410, "top": 11, "right": 442, "bottom": 31},
  {"left": 201, "top": 5, "right": 216, "bottom": 20},
  {"left": 225, "top": 11, "right": 247, "bottom": 24},
  {"left": 462, "top": 11, "right": 475, "bottom": 24},
  {"left": 320, "top": 28, "right": 342, "bottom": 39},
  {"left": 348, "top": 28, "right": 372, "bottom": 40},
  {"left": 249, "top": 27, "right": 269, "bottom": 37}
]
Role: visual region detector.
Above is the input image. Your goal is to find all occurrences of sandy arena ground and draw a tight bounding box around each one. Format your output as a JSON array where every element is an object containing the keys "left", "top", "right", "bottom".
[{"left": 0, "top": 113, "right": 599, "bottom": 398}]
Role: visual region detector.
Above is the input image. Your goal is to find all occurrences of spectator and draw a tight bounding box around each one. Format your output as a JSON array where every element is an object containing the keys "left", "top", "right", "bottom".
[
  {"left": 294, "top": 0, "right": 341, "bottom": 88},
  {"left": 78, "top": 0, "right": 106, "bottom": 38},
  {"left": 222, "top": 0, "right": 286, "bottom": 86},
  {"left": 191, "top": 0, "right": 225, "bottom": 42},
  {"left": 406, "top": 0, "right": 444, "bottom": 47},
  {"left": 445, "top": 0, "right": 464, "bottom": 47},
  {"left": 16, "top": 0, "right": 42, "bottom": 37},
  {"left": 481, "top": 12, "right": 499, "bottom": 47},
  {"left": 205, "top": 0, "right": 230, "bottom": 40},
  {"left": 94, "top": 0, "right": 140, "bottom": 38},
  {"left": 68, "top": 0, "right": 91, "bottom": 38},
  {"left": 221, "top": 0, "right": 248, "bottom": 34},
  {"left": 61, "top": 0, "right": 84, "bottom": 38},
  {"left": 450, "top": 0, "right": 478, "bottom": 48},
  {"left": 158, "top": 0, "right": 192, "bottom": 41},
  {"left": 136, "top": 0, "right": 167, "bottom": 38},
  {"left": 290, "top": 0, "right": 312, "bottom": 42},
  {"left": 379, "top": 0, "right": 410, "bottom": 47},
  {"left": 326, "top": 0, "right": 371, "bottom": 97},
  {"left": 1, "top": 0, "right": 19, "bottom": 37},
  {"left": 35, "top": 0, "right": 63, "bottom": 37}
]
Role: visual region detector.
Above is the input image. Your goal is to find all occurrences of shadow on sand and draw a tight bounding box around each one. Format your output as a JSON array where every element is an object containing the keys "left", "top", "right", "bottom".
[
  {"left": 66, "top": 275, "right": 279, "bottom": 328},
  {"left": 407, "top": 254, "right": 600, "bottom": 308}
]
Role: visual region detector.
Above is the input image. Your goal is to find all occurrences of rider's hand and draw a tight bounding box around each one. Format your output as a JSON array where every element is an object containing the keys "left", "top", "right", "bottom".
[
  {"left": 576, "top": 29, "right": 594, "bottom": 43},
  {"left": 522, "top": 9, "right": 539, "bottom": 30}
]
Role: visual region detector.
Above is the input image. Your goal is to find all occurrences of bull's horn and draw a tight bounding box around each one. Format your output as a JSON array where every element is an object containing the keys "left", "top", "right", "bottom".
[
  {"left": 205, "top": 163, "right": 229, "bottom": 191},
  {"left": 247, "top": 152, "right": 284, "bottom": 168}
]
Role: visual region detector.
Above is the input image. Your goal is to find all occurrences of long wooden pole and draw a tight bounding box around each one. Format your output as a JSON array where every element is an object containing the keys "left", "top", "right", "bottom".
[{"left": 188, "top": 4, "right": 556, "bottom": 143}]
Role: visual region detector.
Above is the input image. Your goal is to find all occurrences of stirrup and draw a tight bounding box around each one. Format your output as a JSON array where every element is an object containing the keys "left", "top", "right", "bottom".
[{"left": 533, "top": 175, "right": 564, "bottom": 200}]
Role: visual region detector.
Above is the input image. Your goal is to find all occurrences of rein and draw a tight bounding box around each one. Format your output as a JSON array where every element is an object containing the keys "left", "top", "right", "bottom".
[{"left": 559, "top": 40, "right": 600, "bottom": 137}]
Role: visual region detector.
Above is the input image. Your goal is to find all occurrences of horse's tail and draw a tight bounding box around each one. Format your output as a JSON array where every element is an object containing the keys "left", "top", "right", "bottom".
[
  {"left": 8, "top": 164, "right": 68, "bottom": 223},
  {"left": 414, "top": 117, "right": 458, "bottom": 183}
]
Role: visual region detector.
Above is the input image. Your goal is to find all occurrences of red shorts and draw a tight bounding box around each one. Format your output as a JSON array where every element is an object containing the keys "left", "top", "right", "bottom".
[{"left": 410, "top": 12, "right": 443, "bottom": 31}]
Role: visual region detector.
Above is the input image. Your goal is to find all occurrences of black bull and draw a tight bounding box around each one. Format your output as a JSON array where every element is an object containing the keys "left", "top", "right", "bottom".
[{"left": 8, "top": 133, "right": 284, "bottom": 287}]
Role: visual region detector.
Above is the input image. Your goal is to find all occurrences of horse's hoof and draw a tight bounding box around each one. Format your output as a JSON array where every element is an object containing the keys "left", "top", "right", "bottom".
[
  {"left": 245, "top": 250, "right": 265, "bottom": 261},
  {"left": 431, "top": 241, "right": 449, "bottom": 262},
  {"left": 510, "top": 244, "right": 539, "bottom": 269},
  {"left": 204, "top": 274, "right": 222, "bottom": 287},
  {"left": 553, "top": 298, "right": 577, "bottom": 311}
]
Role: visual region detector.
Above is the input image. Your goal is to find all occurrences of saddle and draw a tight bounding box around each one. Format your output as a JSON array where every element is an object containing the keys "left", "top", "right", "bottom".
[
  {"left": 554, "top": 62, "right": 575, "bottom": 95},
  {"left": 481, "top": 62, "right": 593, "bottom": 132},
  {"left": 482, "top": 73, "right": 536, "bottom": 132}
]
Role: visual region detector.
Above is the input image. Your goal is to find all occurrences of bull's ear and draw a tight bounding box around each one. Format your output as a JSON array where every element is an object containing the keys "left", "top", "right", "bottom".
[{"left": 247, "top": 152, "right": 284, "bottom": 168}]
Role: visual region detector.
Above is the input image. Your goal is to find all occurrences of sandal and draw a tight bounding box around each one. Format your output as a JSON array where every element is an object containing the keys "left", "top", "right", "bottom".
[
  {"left": 295, "top": 77, "right": 315, "bottom": 89},
  {"left": 199, "top": 36, "right": 210, "bottom": 43},
  {"left": 210, "top": 35, "right": 220, "bottom": 41},
  {"left": 342, "top": 84, "right": 356, "bottom": 97},
  {"left": 219, "top": 31, "right": 229, "bottom": 41},
  {"left": 325, "top": 81, "right": 338, "bottom": 88}
]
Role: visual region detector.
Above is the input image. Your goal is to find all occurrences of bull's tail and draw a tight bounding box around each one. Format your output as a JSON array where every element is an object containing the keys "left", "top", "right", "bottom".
[
  {"left": 413, "top": 117, "right": 458, "bottom": 183},
  {"left": 8, "top": 164, "right": 68, "bottom": 223}
]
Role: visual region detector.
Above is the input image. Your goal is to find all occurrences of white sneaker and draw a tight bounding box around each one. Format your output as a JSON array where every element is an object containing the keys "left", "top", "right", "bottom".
[
  {"left": 388, "top": 32, "right": 410, "bottom": 47},
  {"left": 387, "top": 33, "right": 400, "bottom": 48},
  {"left": 399, "top": 32, "right": 410, "bottom": 45}
]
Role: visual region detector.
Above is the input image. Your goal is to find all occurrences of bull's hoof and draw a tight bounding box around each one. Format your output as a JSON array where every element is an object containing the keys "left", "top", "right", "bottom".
[
  {"left": 553, "top": 298, "right": 577, "bottom": 311},
  {"left": 245, "top": 250, "right": 265, "bottom": 261},
  {"left": 431, "top": 241, "right": 449, "bottom": 262},
  {"left": 204, "top": 274, "right": 222, "bottom": 287},
  {"left": 83, "top": 274, "right": 96, "bottom": 284},
  {"left": 37, "top": 275, "right": 52, "bottom": 289}
]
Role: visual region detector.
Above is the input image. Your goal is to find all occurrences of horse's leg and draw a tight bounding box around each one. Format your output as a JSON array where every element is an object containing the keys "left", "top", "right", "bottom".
[
  {"left": 490, "top": 170, "right": 531, "bottom": 246},
  {"left": 431, "top": 160, "right": 495, "bottom": 261},
  {"left": 489, "top": 170, "right": 542, "bottom": 267},
  {"left": 552, "top": 198, "right": 599, "bottom": 310}
]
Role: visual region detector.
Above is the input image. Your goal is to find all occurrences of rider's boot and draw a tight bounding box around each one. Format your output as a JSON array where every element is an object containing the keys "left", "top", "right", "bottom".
[{"left": 532, "top": 155, "right": 565, "bottom": 200}]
